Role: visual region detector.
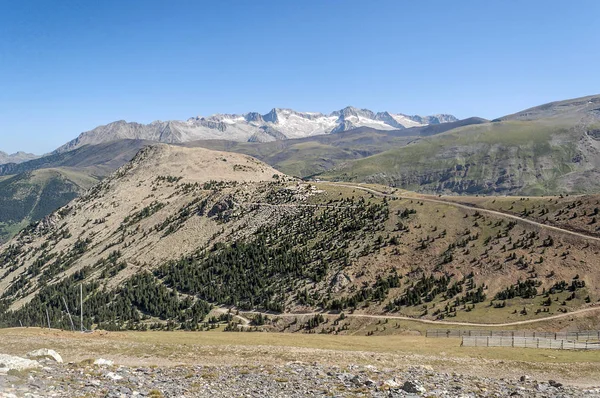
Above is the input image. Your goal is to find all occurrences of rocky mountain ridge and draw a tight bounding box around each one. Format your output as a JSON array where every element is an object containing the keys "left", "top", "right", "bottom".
[
  {"left": 55, "top": 106, "right": 457, "bottom": 152},
  {"left": 0, "top": 151, "right": 38, "bottom": 166}
]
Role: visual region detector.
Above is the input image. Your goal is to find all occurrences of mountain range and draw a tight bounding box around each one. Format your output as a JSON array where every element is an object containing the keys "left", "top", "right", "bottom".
[
  {"left": 54, "top": 107, "right": 457, "bottom": 153},
  {"left": 1, "top": 94, "right": 599, "bottom": 246},
  {"left": 0, "top": 151, "right": 38, "bottom": 165}
]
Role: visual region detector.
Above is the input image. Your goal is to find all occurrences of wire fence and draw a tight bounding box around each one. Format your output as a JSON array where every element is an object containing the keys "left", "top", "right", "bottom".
[
  {"left": 461, "top": 336, "right": 600, "bottom": 350},
  {"left": 426, "top": 329, "right": 600, "bottom": 341}
]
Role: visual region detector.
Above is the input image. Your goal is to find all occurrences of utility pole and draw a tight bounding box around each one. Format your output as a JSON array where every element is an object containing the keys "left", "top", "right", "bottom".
[
  {"left": 62, "top": 297, "right": 75, "bottom": 332},
  {"left": 80, "top": 284, "right": 84, "bottom": 332}
]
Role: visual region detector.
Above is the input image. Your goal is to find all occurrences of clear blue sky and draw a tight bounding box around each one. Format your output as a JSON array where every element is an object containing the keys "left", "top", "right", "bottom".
[{"left": 1, "top": 0, "right": 599, "bottom": 154}]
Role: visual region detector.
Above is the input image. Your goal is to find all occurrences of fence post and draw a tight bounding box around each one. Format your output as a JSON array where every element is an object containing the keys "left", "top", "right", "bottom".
[
  {"left": 512, "top": 337, "right": 514, "bottom": 347},
  {"left": 487, "top": 337, "right": 489, "bottom": 347},
  {"left": 561, "top": 340, "right": 564, "bottom": 350}
]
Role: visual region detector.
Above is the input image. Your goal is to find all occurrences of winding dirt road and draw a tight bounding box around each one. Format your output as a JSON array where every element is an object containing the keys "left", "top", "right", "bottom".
[
  {"left": 223, "top": 182, "right": 600, "bottom": 329},
  {"left": 229, "top": 305, "right": 600, "bottom": 328},
  {"left": 330, "top": 183, "right": 600, "bottom": 243}
]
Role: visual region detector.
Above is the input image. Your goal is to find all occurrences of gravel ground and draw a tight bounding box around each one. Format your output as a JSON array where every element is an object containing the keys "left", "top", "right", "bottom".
[{"left": 1, "top": 360, "right": 599, "bottom": 397}]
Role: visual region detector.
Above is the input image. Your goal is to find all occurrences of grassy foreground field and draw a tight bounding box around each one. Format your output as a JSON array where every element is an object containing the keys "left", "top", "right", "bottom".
[{"left": 0, "top": 328, "right": 599, "bottom": 387}]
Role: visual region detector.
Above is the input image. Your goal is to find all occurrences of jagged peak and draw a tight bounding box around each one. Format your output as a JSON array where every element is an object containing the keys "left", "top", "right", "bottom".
[{"left": 54, "top": 106, "right": 458, "bottom": 152}]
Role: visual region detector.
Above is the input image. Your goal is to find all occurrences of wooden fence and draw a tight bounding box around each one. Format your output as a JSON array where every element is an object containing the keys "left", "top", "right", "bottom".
[
  {"left": 461, "top": 336, "right": 600, "bottom": 350},
  {"left": 426, "top": 329, "right": 600, "bottom": 341}
]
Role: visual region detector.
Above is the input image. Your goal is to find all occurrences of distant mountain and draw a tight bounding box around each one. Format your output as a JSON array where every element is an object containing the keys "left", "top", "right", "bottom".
[
  {"left": 383, "top": 117, "right": 489, "bottom": 138},
  {"left": 0, "top": 151, "right": 38, "bottom": 165},
  {"left": 55, "top": 107, "right": 457, "bottom": 152},
  {"left": 0, "top": 140, "right": 151, "bottom": 178},
  {"left": 0, "top": 140, "right": 150, "bottom": 243},
  {"left": 0, "top": 168, "right": 99, "bottom": 243},
  {"left": 496, "top": 94, "right": 600, "bottom": 122},
  {"left": 322, "top": 94, "right": 600, "bottom": 195}
]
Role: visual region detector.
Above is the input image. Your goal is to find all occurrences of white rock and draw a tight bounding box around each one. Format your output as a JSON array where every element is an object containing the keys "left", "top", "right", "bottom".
[
  {"left": 0, "top": 353, "right": 41, "bottom": 371},
  {"left": 94, "top": 358, "right": 114, "bottom": 366},
  {"left": 383, "top": 379, "right": 401, "bottom": 388},
  {"left": 105, "top": 372, "right": 123, "bottom": 381},
  {"left": 26, "top": 349, "right": 63, "bottom": 363},
  {"left": 364, "top": 365, "right": 379, "bottom": 373}
]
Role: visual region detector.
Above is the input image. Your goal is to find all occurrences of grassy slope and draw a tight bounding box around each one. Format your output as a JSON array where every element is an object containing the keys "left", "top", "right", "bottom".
[
  {"left": 437, "top": 193, "right": 600, "bottom": 237},
  {"left": 321, "top": 119, "right": 596, "bottom": 195},
  {"left": 184, "top": 130, "right": 415, "bottom": 177},
  {"left": 0, "top": 328, "right": 598, "bottom": 386}
]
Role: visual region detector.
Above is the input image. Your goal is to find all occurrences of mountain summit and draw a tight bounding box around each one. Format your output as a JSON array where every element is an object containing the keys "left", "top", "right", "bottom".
[
  {"left": 0, "top": 151, "right": 38, "bottom": 165},
  {"left": 55, "top": 107, "right": 457, "bottom": 152}
]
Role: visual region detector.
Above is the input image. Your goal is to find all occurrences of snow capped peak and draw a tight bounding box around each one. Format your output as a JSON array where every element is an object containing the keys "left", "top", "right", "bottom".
[
  {"left": 331, "top": 106, "right": 376, "bottom": 120},
  {"left": 55, "top": 106, "right": 457, "bottom": 152},
  {"left": 244, "top": 112, "right": 264, "bottom": 123}
]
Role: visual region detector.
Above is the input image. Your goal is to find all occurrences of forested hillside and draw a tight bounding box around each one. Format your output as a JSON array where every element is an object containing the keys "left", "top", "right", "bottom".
[{"left": 0, "top": 145, "right": 599, "bottom": 332}]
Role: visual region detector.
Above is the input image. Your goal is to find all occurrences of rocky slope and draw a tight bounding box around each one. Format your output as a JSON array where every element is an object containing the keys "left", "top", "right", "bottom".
[
  {"left": 54, "top": 107, "right": 457, "bottom": 152},
  {"left": 0, "top": 141, "right": 152, "bottom": 244},
  {"left": 322, "top": 94, "right": 600, "bottom": 195},
  {"left": 2, "top": 358, "right": 596, "bottom": 398}
]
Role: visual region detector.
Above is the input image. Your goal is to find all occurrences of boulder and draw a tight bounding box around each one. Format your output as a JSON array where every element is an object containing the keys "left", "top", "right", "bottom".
[
  {"left": 26, "top": 349, "right": 63, "bottom": 363},
  {"left": 0, "top": 354, "right": 41, "bottom": 372},
  {"left": 105, "top": 372, "right": 123, "bottom": 381},
  {"left": 402, "top": 380, "right": 426, "bottom": 394},
  {"left": 549, "top": 380, "right": 563, "bottom": 388},
  {"left": 94, "top": 358, "right": 114, "bottom": 366},
  {"left": 383, "top": 379, "right": 401, "bottom": 388}
]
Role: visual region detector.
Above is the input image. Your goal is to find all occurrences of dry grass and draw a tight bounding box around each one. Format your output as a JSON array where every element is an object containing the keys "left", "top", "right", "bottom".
[{"left": 0, "top": 327, "right": 598, "bottom": 387}]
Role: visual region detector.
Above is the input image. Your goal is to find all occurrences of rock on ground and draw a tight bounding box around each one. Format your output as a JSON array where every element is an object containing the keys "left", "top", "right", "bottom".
[
  {"left": 0, "top": 354, "right": 40, "bottom": 372},
  {"left": 0, "top": 360, "right": 599, "bottom": 397},
  {"left": 26, "top": 349, "right": 63, "bottom": 364}
]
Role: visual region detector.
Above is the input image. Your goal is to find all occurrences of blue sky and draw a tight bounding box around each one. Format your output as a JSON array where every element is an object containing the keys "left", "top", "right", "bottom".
[{"left": 1, "top": 0, "right": 599, "bottom": 154}]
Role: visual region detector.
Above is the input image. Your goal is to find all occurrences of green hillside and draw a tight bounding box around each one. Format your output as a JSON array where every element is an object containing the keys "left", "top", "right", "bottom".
[
  {"left": 0, "top": 168, "right": 99, "bottom": 242},
  {"left": 321, "top": 119, "right": 600, "bottom": 195}
]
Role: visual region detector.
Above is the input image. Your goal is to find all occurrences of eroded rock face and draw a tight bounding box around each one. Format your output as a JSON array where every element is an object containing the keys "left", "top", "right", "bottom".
[{"left": 330, "top": 272, "right": 352, "bottom": 292}]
